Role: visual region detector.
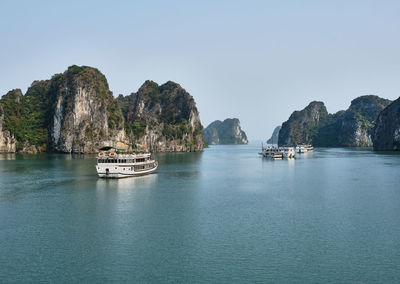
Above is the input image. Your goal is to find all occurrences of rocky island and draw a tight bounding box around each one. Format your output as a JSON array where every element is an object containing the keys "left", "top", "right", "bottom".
[
  {"left": 117, "top": 80, "right": 203, "bottom": 152},
  {"left": 0, "top": 65, "right": 204, "bottom": 153},
  {"left": 278, "top": 101, "right": 328, "bottom": 146},
  {"left": 278, "top": 95, "right": 391, "bottom": 147},
  {"left": 203, "top": 118, "right": 248, "bottom": 145},
  {"left": 373, "top": 97, "right": 400, "bottom": 151},
  {"left": 267, "top": 126, "right": 281, "bottom": 145}
]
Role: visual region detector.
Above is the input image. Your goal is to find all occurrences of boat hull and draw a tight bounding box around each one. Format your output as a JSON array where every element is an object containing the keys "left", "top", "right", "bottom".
[
  {"left": 96, "top": 163, "right": 158, "bottom": 179},
  {"left": 296, "top": 145, "right": 314, "bottom": 153}
]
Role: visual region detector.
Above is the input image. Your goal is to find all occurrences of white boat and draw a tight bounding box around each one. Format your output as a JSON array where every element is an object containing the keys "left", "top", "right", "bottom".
[
  {"left": 95, "top": 146, "right": 158, "bottom": 178},
  {"left": 281, "top": 147, "right": 296, "bottom": 158},
  {"left": 259, "top": 145, "right": 295, "bottom": 159},
  {"left": 296, "top": 144, "right": 314, "bottom": 153}
]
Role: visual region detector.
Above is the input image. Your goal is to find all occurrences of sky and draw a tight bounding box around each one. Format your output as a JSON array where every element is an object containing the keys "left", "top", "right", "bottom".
[{"left": 1, "top": 0, "right": 400, "bottom": 140}]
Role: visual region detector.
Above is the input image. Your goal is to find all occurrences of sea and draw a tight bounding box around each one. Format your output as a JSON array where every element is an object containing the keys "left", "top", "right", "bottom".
[{"left": 1, "top": 143, "right": 400, "bottom": 283}]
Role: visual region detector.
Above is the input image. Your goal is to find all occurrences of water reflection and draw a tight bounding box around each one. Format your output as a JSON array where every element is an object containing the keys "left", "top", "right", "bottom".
[
  {"left": 2, "top": 144, "right": 400, "bottom": 282},
  {"left": 93, "top": 174, "right": 158, "bottom": 215},
  {"left": 0, "top": 153, "right": 99, "bottom": 161},
  {"left": 295, "top": 152, "right": 314, "bottom": 159},
  {"left": 155, "top": 152, "right": 202, "bottom": 165},
  {"left": 287, "top": 157, "right": 295, "bottom": 166},
  {"left": 116, "top": 173, "right": 157, "bottom": 190},
  {"left": 0, "top": 153, "right": 16, "bottom": 160},
  {"left": 96, "top": 174, "right": 158, "bottom": 191},
  {"left": 316, "top": 147, "right": 376, "bottom": 158},
  {"left": 0, "top": 153, "right": 51, "bottom": 160}
]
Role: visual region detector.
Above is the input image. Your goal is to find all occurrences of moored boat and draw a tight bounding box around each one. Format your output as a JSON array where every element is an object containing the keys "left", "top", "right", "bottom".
[
  {"left": 95, "top": 147, "right": 158, "bottom": 178},
  {"left": 295, "top": 144, "right": 314, "bottom": 153},
  {"left": 259, "top": 145, "right": 295, "bottom": 159}
]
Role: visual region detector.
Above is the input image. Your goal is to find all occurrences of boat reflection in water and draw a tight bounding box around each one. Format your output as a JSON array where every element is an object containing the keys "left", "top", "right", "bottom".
[
  {"left": 96, "top": 172, "right": 158, "bottom": 191},
  {"left": 115, "top": 173, "right": 157, "bottom": 190}
]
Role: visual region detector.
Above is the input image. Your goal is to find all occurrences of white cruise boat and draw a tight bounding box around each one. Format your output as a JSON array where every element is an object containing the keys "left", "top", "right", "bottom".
[
  {"left": 259, "top": 145, "right": 295, "bottom": 159},
  {"left": 296, "top": 144, "right": 314, "bottom": 153},
  {"left": 95, "top": 146, "right": 158, "bottom": 178}
]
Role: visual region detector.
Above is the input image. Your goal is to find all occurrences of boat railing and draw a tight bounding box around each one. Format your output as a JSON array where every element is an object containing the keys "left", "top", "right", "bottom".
[{"left": 97, "top": 152, "right": 151, "bottom": 158}]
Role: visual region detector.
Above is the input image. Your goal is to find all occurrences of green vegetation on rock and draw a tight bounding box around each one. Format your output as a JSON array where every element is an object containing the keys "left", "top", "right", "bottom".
[
  {"left": 373, "top": 96, "right": 400, "bottom": 151},
  {"left": 117, "top": 80, "right": 204, "bottom": 151},
  {"left": 278, "top": 96, "right": 392, "bottom": 147},
  {"left": 279, "top": 101, "right": 328, "bottom": 146},
  {"left": 203, "top": 118, "right": 248, "bottom": 145},
  {"left": 0, "top": 86, "right": 52, "bottom": 150},
  {"left": 1, "top": 66, "right": 204, "bottom": 153}
]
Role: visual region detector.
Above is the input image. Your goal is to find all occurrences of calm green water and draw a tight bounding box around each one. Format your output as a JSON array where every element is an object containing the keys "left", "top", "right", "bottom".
[{"left": 1, "top": 144, "right": 400, "bottom": 283}]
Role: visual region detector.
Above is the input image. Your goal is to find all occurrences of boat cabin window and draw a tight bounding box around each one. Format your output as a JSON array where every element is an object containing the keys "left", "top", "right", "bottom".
[{"left": 98, "top": 157, "right": 151, "bottom": 164}]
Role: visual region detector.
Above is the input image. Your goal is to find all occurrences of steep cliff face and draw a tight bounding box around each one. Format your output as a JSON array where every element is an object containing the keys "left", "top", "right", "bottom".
[
  {"left": 203, "top": 118, "right": 248, "bottom": 145},
  {"left": 203, "top": 121, "right": 221, "bottom": 144},
  {"left": 0, "top": 104, "right": 16, "bottom": 152},
  {"left": 278, "top": 96, "right": 391, "bottom": 147},
  {"left": 311, "top": 111, "right": 344, "bottom": 146},
  {"left": 373, "top": 97, "right": 400, "bottom": 151},
  {"left": 1, "top": 66, "right": 204, "bottom": 153},
  {"left": 278, "top": 102, "right": 328, "bottom": 146},
  {"left": 118, "top": 81, "right": 203, "bottom": 152},
  {"left": 49, "top": 66, "right": 128, "bottom": 153},
  {"left": 267, "top": 126, "right": 281, "bottom": 144},
  {"left": 337, "top": 96, "right": 391, "bottom": 147},
  {"left": 0, "top": 66, "right": 129, "bottom": 153}
]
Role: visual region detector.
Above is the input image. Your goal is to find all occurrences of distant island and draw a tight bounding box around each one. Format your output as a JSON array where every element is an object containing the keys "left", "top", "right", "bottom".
[
  {"left": 272, "top": 95, "right": 400, "bottom": 151},
  {"left": 203, "top": 118, "right": 248, "bottom": 145},
  {"left": 267, "top": 126, "right": 281, "bottom": 144},
  {"left": 0, "top": 65, "right": 204, "bottom": 153}
]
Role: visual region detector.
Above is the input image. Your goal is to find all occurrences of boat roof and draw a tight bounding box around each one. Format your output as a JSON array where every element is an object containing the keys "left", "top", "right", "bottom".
[{"left": 99, "top": 146, "right": 126, "bottom": 151}]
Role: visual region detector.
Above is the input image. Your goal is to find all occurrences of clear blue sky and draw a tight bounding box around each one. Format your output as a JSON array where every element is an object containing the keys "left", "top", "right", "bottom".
[{"left": 1, "top": 0, "right": 400, "bottom": 140}]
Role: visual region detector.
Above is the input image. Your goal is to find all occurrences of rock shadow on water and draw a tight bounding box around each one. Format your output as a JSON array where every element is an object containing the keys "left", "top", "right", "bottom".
[
  {"left": 374, "top": 150, "right": 400, "bottom": 156},
  {"left": 314, "top": 147, "right": 377, "bottom": 159},
  {"left": 155, "top": 152, "right": 202, "bottom": 165},
  {"left": 168, "top": 170, "right": 201, "bottom": 179},
  {"left": 0, "top": 174, "right": 79, "bottom": 202},
  {"left": 0, "top": 153, "right": 51, "bottom": 161}
]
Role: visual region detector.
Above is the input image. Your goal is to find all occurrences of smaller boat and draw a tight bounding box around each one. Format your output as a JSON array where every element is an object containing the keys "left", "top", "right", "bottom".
[
  {"left": 281, "top": 147, "right": 296, "bottom": 158},
  {"left": 96, "top": 146, "right": 158, "bottom": 178},
  {"left": 296, "top": 144, "right": 314, "bottom": 153},
  {"left": 271, "top": 153, "right": 283, "bottom": 160}
]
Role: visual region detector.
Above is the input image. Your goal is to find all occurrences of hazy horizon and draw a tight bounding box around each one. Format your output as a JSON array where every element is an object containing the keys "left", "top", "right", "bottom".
[{"left": 1, "top": 0, "right": 400, "bottom": 140}]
